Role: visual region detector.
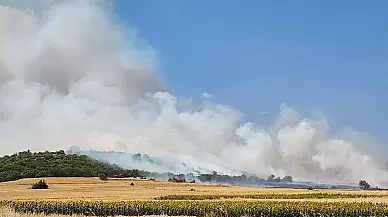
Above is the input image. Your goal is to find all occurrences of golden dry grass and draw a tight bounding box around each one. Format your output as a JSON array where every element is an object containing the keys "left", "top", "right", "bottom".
[
  {"left": 0, "top": 207, "right": 193, "bottom": 217},
  {"left": 1, "top": 177, "right": 388, "bottom": 202},
  {"left": 0, "top": 207, "right": 80, "bottom": 217}
]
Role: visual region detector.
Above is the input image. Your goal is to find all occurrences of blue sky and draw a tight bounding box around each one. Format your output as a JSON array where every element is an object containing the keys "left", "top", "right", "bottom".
[{"left": 114, "top": 1, "right": 388, "bottom": 141}]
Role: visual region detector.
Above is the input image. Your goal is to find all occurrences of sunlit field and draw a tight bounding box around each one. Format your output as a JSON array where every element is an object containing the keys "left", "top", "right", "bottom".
[
  {"left": 0, "top": 207, "right": 193, "bottom": 217},
  {"left": 1, "top": 177, "right": 388, "bottom": 202},
  {"left": 2, "top": 178, "right": 388, "bottom": 216}
]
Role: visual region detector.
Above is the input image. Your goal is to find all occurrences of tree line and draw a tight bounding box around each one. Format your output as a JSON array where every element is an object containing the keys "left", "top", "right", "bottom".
[{"left": 197, "top": 171, "right": 293, "bottom": 185}]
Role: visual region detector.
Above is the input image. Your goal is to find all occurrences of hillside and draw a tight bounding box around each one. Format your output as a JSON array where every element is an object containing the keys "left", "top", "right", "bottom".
[
  {"left": 67, "top": 146, "right": 244, "bottom": 176},
  {"left": 0, "top": 150, "right": 144, "bottom": 182},
  {"left": 0, "top": 149, "right": 361, "bottom": 189},
  {"left": 65, "top": 147, "right": 361, "bottom": 189}
]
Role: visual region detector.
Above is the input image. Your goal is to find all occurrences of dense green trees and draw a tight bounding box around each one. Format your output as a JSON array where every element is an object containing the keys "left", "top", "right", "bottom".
[{"left": 0, "top": 150, "right": 143, "bottom": 182}]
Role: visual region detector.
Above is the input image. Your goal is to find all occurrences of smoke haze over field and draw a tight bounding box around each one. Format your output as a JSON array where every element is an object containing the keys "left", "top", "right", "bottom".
[{"left": 0, "top": 0, "right": 387, "bottom": 187}]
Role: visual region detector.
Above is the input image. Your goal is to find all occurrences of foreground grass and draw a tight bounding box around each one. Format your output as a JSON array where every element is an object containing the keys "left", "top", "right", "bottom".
[
  {"left": 0, "top": 208, "right": 82, "bottom": 217},
  {"left": 3, "top": 200, "right": 388, "bottom": 217},
  {"left": 0, "top": 207, "right": 190, "bottom": 217}
]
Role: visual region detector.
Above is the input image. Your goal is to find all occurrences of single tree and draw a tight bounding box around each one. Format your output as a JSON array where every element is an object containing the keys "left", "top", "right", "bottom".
[{"left": 359, "top": 180, "right": 370, "bottom": 189}]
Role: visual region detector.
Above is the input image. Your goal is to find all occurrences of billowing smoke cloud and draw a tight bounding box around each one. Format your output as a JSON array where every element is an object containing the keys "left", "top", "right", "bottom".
[{"left": 1, "top": 0, "right": 387, "bottom": 187}]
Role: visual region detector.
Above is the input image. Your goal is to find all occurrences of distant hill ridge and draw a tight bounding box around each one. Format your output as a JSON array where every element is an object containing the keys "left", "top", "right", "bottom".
[
  {"left": 0, "top": 150, "right": 144, "bottom": 182},
  {"left": 67, "top": 146, "right": 248, "bottom": 176},
  {"left": 66, "top": 147, "right": 361, "bottom": 190}
]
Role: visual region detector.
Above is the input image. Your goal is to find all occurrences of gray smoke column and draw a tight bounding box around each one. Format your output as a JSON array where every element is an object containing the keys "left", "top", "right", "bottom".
[{"left": 0, "top": 0, "right": 387, "bottom": 187}]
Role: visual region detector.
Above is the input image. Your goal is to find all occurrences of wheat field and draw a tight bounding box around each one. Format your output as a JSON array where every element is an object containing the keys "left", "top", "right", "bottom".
[
  {"left": 1, "top": 177, "right": 388, "bottom": 202},
  {"left": 0, "top": 207, "right": 194, "bottom": 217}
]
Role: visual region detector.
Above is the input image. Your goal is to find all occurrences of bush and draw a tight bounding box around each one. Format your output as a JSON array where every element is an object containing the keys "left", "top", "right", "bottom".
[
  {"left": 31, "top": 180, "right": 49, "bottom": 189},
  {"left": 99, "top": 174, "right": 108, "bottom": 181},
  {"left": 168, "top": 177, "right": 186, "bottom": 183}
]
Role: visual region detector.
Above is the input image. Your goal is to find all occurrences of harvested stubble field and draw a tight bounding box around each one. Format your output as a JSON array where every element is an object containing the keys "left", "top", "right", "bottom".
[{"left": 1, "top": 177, "right": 388, "bottom": 202}]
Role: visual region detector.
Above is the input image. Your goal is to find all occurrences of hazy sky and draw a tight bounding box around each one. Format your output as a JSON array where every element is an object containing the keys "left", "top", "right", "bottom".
[
  {"left": 1, "top": 0, "right": 388, "bottom": 184},
  {"left": 114, "top": 0, "right": 388, "bottom": 141}
]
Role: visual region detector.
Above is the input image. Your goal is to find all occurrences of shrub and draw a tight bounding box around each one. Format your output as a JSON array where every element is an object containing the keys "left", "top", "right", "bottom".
[
  {"left": 31, "top": 180, "right": 49, "bottom": 189},
  {"left": 168, "top": 177, "right": 186, "bottom": 183},
  {"left": 99, "top": 174, "right": 108, "bottom": 181}
]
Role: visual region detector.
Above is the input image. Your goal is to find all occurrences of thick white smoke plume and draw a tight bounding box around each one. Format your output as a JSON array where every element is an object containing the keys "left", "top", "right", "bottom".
[{"left": 0, "top": 0, "right": 387, "bottom": 187}]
